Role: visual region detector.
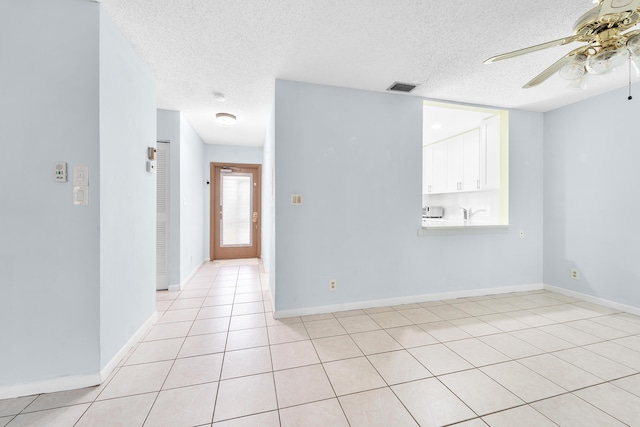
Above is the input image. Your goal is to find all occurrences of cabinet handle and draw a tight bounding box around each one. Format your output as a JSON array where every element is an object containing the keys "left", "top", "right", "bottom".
[{"left": 477, "top": 179, "right": 480, "bottom": 190}]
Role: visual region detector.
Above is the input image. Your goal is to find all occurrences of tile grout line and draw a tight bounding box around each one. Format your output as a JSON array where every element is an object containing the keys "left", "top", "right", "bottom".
[
  {"left": 210, "top": 267, "right": 239, "bottom": 425},
  {"left": 297, "top": 315, "right": 355, "bottom": 426}
]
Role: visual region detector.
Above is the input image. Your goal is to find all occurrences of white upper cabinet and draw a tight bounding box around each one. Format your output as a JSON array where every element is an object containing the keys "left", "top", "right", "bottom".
[
  {"left": 432, "top": 141, "right": 447, "bottom": 193},
  {"left": 479, "top": 115, "right": 500, "bottom": 190},
  {"left": 424, "top": 129, "right": 480, "bottom": 194},
  {"left": 462, "top": 129, "right": 480, "bottom": 191},
  {"left": 423, "top": 144, "right": 433, "bottom": 194},
  {"left": 423, "top": 116, "right": 501, "bottom": 195},
  {"left": 446, "top": 135, "right": 463, "bottom": 192}
]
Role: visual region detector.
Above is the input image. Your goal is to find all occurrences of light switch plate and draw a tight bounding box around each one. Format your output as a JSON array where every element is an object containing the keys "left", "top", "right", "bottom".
[
  {"left": 73, "top": 186, "right": 89, "bottom": 206},
  {"left": 73, "top": 166, "right": 89, "bottom": 186}
]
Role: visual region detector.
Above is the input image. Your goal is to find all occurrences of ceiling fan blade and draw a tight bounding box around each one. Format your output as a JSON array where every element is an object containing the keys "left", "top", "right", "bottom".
[
  {"left": 523, "top": 48, "right": 586, "bottom": 88},
  {"left": 484, "top": 35, "right": 581, "bottom": 64},
  {"left": 599, "top": 0, "right": 640, "bottom": 20}
]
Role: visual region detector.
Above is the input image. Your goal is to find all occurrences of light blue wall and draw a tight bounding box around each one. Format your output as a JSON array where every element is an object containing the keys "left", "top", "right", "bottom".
[
  {"left": 263, "top": 107, "right": 276, "bottom": 300},
  {"left": 273, "top": 80, "right": 544, "bottom": 312},
  {"left": 98, "top": 9, "right": 157, "bottom": 366},
  {"left": 203, "top": 144, "right": 264, "bottom": 165},
  {"left": 179, "top": 114, "right": 206, "bottom": 277},
  {"left": 0, "top": 0, "right": 157, "bottom": 390},
  {"left": 157, "top": 109, "right": 181, "bottom": 286},
  {"left": 0, "top": 0, "right": 101, "bottom": 386},
  {"left": 202, "top": 144, "right": 264, "bottom": 259},
  {"left": 544, "top": 84, "right": 640, "bottom": 308}
]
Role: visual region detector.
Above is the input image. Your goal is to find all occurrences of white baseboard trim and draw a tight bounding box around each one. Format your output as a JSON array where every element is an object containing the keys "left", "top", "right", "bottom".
[
  {"left": 0, "top": 311, "right": 158, "bottom": 400},
  {"left": 543, "top": 284, "right": 640, "bottom": 316},
  {"left": 274, "top": 283, "right": 544, "bottom": 319},
  {"left": 0, "top": 372, "right": 102, "bottom": 401},
  {"left": 169, "top": 259, "right": 208, "bottom": 292},
  {"left": 99, "top": 310, "right": 158, "bottom": 382}
]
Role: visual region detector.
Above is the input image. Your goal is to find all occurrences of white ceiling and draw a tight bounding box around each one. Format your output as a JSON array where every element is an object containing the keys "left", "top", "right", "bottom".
[
  {"left": 422, "top": 105, "right": 495, "bottom": 145},
  {"left": 99, "top": 0, "right": 640, "bottom": 146}
]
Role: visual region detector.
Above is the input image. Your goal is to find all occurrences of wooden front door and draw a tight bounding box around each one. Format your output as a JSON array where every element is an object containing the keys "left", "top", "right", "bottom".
[{"left": 211, "top": 163, "right": 261, "bottom": 260}]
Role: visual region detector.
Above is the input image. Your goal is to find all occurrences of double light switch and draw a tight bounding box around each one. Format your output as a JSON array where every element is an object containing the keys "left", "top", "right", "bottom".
[{"left": 73, "top": 166, "right": 89, "bottom": 206}]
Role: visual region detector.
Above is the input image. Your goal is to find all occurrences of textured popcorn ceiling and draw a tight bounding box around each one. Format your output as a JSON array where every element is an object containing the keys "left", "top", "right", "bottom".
[{"left": 99, "top": 0, "right": 639, "bottom": 146}]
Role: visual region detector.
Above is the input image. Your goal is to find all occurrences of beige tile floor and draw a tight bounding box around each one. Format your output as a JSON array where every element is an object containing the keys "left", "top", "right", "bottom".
[{"left": 2, "top": 260, "right": 640, "bottom": 426}]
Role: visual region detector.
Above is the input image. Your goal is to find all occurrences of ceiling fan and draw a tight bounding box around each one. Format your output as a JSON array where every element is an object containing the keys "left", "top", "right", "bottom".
[{"left": 485, "top": 0, "right": 640, "bottom": 88}]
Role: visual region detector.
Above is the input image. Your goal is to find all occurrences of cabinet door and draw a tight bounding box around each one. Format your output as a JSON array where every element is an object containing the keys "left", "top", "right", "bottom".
[
  {"left": 480, "top": 115, "right": 500, "bottom": 190},
  {"left": 423, "top": 145, "right": 433, "bottom": 194},
  {"left": 446, "top": 136, "right": 463, "bottom": 192},
  {"left": 432, "top": 142, "right": 447, "bottom": 193},
  {"left": 462, "top": 129, "right": 480, "bottom": 191}
]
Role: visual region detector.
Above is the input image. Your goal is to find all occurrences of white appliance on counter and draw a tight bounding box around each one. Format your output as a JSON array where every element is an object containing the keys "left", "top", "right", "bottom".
[{"left": 423, "top": 206, "right": 444, "bottom": 218}]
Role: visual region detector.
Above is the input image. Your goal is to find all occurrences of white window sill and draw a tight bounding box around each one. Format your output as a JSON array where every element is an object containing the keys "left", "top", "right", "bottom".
[{"left": 418, "top": 221, "right": 510, "bottom": 236}]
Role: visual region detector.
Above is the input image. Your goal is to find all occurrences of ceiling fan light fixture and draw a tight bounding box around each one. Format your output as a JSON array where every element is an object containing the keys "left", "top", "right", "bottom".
[
  {"left": 568, "top": 72, "right": 592, "bottom": 89},
  {"left": 559, "top": 54, "right": 588, "bottom": 80},
  {"left": 215, "top": 112, "right": 237, "bottom": 126},
  {"left": 586, "top": 48, "right": 629, "bottom": 74}
]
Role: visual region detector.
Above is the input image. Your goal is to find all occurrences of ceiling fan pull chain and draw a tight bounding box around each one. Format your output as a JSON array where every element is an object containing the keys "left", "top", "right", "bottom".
[{"left": 629, "top": 53, "right": 633, "bottom": 100}]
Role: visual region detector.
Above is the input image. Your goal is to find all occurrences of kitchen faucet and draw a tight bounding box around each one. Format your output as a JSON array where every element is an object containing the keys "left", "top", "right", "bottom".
[{"left": 461, "top": 207, "right": 487, "bottom": 220}]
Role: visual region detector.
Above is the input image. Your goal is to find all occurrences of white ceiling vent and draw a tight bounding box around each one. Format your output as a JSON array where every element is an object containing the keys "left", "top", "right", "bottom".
[{"left": 386, "top": 82, "right": 418, "bottom": 93}]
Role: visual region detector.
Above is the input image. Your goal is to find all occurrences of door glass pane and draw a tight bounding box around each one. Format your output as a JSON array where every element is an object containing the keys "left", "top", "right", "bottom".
[{"left": 221, "top": 173, "right": 252, "bottom": 247}]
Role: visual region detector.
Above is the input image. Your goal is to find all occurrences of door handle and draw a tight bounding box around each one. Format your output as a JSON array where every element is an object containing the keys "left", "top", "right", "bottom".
[{"left": 252, "top": 212, "right": 258, "bottom": 223}]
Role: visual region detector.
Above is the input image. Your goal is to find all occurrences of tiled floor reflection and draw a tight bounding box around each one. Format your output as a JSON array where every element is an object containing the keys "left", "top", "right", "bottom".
[{"left": 2, "top": 259, "right": 640, "bottom": 426}]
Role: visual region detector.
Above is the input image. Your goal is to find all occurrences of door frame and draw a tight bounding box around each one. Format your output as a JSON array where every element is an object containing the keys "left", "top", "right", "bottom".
[{"left": 210, "top": 162, "right": 262, "bottom": 261}]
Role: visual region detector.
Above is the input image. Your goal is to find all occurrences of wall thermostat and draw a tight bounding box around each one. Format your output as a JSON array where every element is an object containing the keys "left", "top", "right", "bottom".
[{"left": 54, "top": 162, "right": 67, "bottom": 182}]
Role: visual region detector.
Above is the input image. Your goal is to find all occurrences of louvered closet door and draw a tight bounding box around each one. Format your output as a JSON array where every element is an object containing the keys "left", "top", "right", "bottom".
[{"left": 156, "top": 142, "right": 170, "bottom": 290}]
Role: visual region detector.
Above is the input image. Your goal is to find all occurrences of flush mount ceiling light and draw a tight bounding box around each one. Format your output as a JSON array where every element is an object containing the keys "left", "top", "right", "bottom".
[
  {"left": 215, "top": 112, "right": 236, "bottom": 126},
  {"left": 212, "top": 92, "right": 226, "bottom": 102},
  {"left": 485, "top": 0, "right": 640, "bottom": 88}
]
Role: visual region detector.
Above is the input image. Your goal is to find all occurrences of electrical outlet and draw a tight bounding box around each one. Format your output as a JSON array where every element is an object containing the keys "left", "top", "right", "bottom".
[
  {"left": 329, "top": 279, "right": 336, "bottom": 291},
  {"left": 571, "top": 269, "right": 579, "bottom": 280},
  {"left": 519, "top": 229, "right": 525, "bottom": 238}
]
